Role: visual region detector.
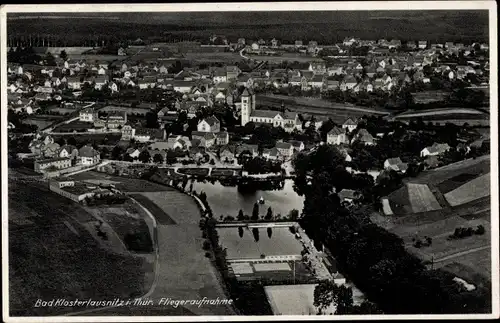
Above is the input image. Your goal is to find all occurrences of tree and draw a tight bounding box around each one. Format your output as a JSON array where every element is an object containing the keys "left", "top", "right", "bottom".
[
  {"left": 44, "top": 52, "right": 56, "bottom": 66},
  {"left": 252, "top": 227, "right": 260, "bottom": 242},
  {"left": 289, "top": 209, "right": 300, "bottom": 220},
  {"left": 237, "top": 209, "right": 244, "bottom": 221},
  {"left": 202, "top": 240, "right": 211, "bottom": 250},
  {"left": 60, "top": 50, "right": 68, "bottom": 61},
  {"left": 314, "top": 281, "right": 354, "bottom": 314},
  {"left": 265, "top": 207, "right": 273, "bottom": 220},
  {"left": 138, "top": 150, "right": 151, "bottom": 163},
  {"left": 111, "top": 146, "right": 123, "bottom": 160},
  {"left": 67, "top": 137, "right": 77, "bottom": 146},
  {"left": 251, "top": 203, "right": 259, "bottom": 220},
  {"left": 153, "top": 153, "right": 163, "bottom": 164},
  {"left": 145, "top": 111, "right": 159, "bottom": 128}
]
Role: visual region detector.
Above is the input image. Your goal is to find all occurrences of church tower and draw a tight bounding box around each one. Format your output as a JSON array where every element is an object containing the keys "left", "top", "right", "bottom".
[{"left": 241, "top": 87, "right": 254, "bottom": 126}]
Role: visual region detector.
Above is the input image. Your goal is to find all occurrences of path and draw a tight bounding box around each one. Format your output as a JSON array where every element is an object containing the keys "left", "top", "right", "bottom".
[{"left": 432, "top": 245, "right": 490, "bottom": 264}]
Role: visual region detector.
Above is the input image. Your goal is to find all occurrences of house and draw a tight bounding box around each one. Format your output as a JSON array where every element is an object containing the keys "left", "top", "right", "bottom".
[
  {"left": 219, "top": 145, "right": 236, "bottom": 163},
  {"left": 41, "top": 143, "right": 61, "bottom": 158},
  {"left": 226, "top": 65, "right": 240, "bottom": 80},
  {"left": 34, "top": 157, "right": 72, "bottom": 173},
  {"left": 216, "top": 132, "right": 230, "bottom": 146},
  {"left": 308, "top": 61, "right": 327, "bottom": 75},
  {"left": 213, "top": 68, "right": 227, "bottom": 83},
  {"left": 338, "top": 189, "right": 360, "bottom": 203},
  {"left": 420, "top": 143, "right": 451, "bottom": 157},
  {"left": 133, "top": 128, "right": 165, "bottom": 143},
  {"left": 94, "top": 76, "right": 108, "bottom": 90},
  {"left": 327, "top": 66, "right": 344, "bottom": 76},
  {"left": 236, "top": 144, "right": 259, "bottom": 158},
  {"left": 58, "top": 144, "right": 79, "bottom": 160},
  {"left": 105, "top": 111, "right": 127, "bottom": 129},
  {"left": 325, "top": 79, "right": 340, "bottom": 90},
  {"left": 275, "top": 142, "right": 294, "bottom": 159},
  {"left": 262, "top": 147, "right": 280, "bottom": 161},
  {"left": 418, "top": 41, "right": 427, "bottom": 49},
  {"left": 197, "top": 116, "right": 221, "bottom": 133},
  {"left": 308, "top": 75, "right": 325, "bottom": 88},
  {"left": 384, "top": 157, "right": 408, "bottom": 173},
  {"left": 327, "top": 126, "right": 349, "bottom": 145},
  {"left": 289, "top": 140, "right": 305, "bottom": 152},
  {"left": 192, "top": 131, "right": 217, "bottom": 148},
  {"left": 340, "top": 76, "right": 357, "bottom": 91},
  {"left": 342, "top": 118, "right": 358, "bottom": 132},
  {"left": 126, "top": 148, "right": 141, "bottom": 159},
  {"left": 352, "top": 129, "right": 375, "bottom": 146},
  {"left": 121, "top": 124, "right": 135, "bottom": 140},
  {"left": 79, "top": 146, "right": 101, "bottom": 166},
  {"left": 79, "top": 107, "right": 97, "bottom": 122}
]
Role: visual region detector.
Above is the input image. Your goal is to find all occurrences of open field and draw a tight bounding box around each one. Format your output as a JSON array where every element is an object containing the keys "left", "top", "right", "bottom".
[
  {"left": 248, "top": 53, "right": 315, "bottom": 63},
  {"left": 444, "top": 173, "right": 491, "bottom": 206},
  {"left": 182, "top": 52, "right": 242, "bottom": 63},
  {"left": 217, "top": 226, "right": 303, "bottom": 260},
  {"left": 257, "top": 94, "right": 390, "bottom": 123},
  {"left": 376, "top": 155, "right": 491, "bottom": 281},
  {"left": 8, "top": 178, "right": 150, "bottom": 316},
  {"left": 52, "top": 121, "right": 95, "bottom": 132}
]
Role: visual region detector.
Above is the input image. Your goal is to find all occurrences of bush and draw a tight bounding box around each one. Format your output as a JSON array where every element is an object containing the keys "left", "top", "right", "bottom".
[
  {"left": 475, "top": 225, "right": 485, "bottom": 235},
  {"left": 205, "top": 252, "right": 211, "bottom": 258},
  {"left": 202, "top": 240, "right": 211, "bottom": 250},
  {"left": 289, "top": 226, "right": 296, "bottom": 234}
]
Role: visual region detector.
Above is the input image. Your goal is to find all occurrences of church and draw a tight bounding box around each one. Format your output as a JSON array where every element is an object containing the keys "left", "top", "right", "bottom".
[{"left": 240, "top": 88, "right": 301, "bottom": 132}]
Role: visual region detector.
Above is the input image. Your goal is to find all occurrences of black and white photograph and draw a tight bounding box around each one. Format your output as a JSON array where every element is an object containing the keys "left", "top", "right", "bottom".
[{"left": 1, "top": 2, "right": 498, "bottom": 321}]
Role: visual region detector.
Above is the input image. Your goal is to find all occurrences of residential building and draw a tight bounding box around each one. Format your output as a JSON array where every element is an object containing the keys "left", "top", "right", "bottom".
[
  {"left": 352, "top": 129, "right": 375, "bottom": 146},
  {"left": 338, "top": 189, "right": 360, "bottom": 203},
  {"left": 79, "top": 107, "right": 97, "bottom": 122},
  {"left": 79, "top": 145, "right": 101, "bottom": 166},
  {"left": 342, "top": 118, "right": 358, "bottom": 132},
  {"left": 384, "top": 157, "right": 408, "bottom": 173},
  {"left": 327, "top": 127, "right": 349, "bottom": 145},
  {"left": 275, "top": 142, "right": 294, "bottom": 159},
  {"left": 197, "top": 116, "right": 221, "bottom": 133},
  {"left": 420, "top": 143, "right": 451, "bottom": 157},
  {"left": 34, "top": 157, "right": 72, "bottom": 173}
]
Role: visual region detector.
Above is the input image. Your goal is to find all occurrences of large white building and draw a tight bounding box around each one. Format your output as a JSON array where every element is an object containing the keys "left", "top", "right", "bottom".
[{"left": 240, "top": 88, "right": 300, "bottom": 132}]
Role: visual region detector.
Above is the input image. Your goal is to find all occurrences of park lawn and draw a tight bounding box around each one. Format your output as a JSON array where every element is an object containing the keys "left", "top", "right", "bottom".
[{"left": 8, "top": 182, "right": 150, "bottom": 316}]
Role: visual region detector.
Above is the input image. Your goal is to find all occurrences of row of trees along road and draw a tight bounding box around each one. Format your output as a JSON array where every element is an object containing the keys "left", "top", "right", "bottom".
[{"left": 292, "top": 144, "right": 491, "bottom": 314}]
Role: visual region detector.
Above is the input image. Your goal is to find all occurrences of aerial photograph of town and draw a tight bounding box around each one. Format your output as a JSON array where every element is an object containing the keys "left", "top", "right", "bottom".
[{"left": 2, "top": 3, "right": 497, "bottom": 321}]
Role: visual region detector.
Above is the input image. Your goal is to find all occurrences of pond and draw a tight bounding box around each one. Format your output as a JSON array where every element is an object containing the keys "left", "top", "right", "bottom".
[{"left": 191, "top": 179, "right": 304, "bottom": 219}]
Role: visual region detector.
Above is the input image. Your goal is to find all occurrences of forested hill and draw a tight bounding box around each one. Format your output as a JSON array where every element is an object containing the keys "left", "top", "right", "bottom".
[{"left": 7, "top": 11, "right": 489, "bottom": 44}]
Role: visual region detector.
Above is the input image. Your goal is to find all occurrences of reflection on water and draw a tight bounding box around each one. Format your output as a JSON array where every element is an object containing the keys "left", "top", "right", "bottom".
[{"left": 191, "top": 179, "right": 304, "bottom": 219}]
